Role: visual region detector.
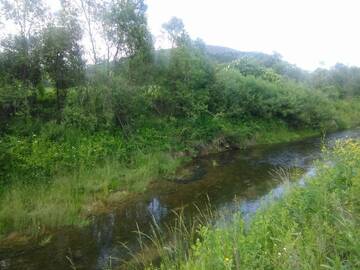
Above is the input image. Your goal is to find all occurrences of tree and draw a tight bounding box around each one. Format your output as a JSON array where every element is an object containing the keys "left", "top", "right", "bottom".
[
  {"left": 42, "top": 22, "right": 85, "bottom": 113},
  {"left": 310, "top": 64, "right": 360, "bottom": 98},
  {"left": 0, "top": 34, "right": 42, "bottom": 86},
  {"left": 77, "top": 0, "right": 99, "bottom": 64},
  {"left": 0, "top": 0, "right": 47, "bottom": 39},
  {"left": 162, "top": 17, "right": 189, "bottom": 48},
  {"left": 0, "top": 0, "right": 46, "bottom": 86},
  {"left": 60, "top": 0, "right": 102, "bottom": 64},
  {"left": 99, "top": 0, "right": 153, "bottom": 81},
  {"left": 102, "top": 0, "right": 153, "bottom": 62},
  {"left": 153, "top": 45, "right": 214, "bottom": 117}
]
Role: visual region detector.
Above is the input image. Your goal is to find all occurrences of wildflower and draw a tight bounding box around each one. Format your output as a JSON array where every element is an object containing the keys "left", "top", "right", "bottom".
[{"left": 278, "top": 252, "right": 282, "bottom": 256}]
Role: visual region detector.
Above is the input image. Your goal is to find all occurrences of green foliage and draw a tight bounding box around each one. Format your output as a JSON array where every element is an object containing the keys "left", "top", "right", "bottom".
[
  {"left": 333, "top": 98, "right": 360, "bottom": 129},
  {"left": 211, "top": 68, "right": 336, "bottom": 128},
  {"left": 103, "top": 0, "right": 153, "bottom": 60},
  {"left": 0, "top": 35, "right": 43, "bottom": 86},
  {"left": 162, "top": 17, "right": 190, "bottom": 48},
  {"left": 0, "top": 81, "right": 32, "bottom": 125},
  {"left": 1, "top": 127, "right": 127, "bottom": 185},
  {"left": 310, "top": 64, "right": 360, "bottom": 98},
  {"left": 153, "top": 45, "right": 214, "bottom": 117},
  {"left": 41, "top": 24, "right": 85, "bottom": 90},
  {"left": 63, "top": 86, "right": 113, "bottom": 131},
  {"left": 226, "top": 57, "right": 281, "bottom": 82},
  {"left": 206, "top": 47, "right": 308, "bottom": 82}
]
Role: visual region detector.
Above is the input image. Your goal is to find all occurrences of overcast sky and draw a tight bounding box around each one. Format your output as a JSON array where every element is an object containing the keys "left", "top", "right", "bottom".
[
  {"left": 2, "top": 0, "right": 360, "bottom": 71},
  {"left": 146, "top": 0, "right": 360, "bottom": 71}
]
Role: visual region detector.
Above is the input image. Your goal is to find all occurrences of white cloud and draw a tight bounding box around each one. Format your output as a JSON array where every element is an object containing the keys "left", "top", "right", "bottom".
[
  {"left": 2, "top": 0, "right": 360, "bottom": 70},
  {"left": 146, "top": 0, "right": 360, "bottom": 70}
]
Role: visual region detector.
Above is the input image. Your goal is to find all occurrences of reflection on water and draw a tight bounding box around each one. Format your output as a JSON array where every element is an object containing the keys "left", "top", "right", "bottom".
[
  {"left": 148, "top": 198, "right": 168, "bottom": 223},
  {"left": 93, "top": 213, "right": 115, "bottom": 269},
  {"left": 1, "top": 129, "right": 359, "bottom": 270}
]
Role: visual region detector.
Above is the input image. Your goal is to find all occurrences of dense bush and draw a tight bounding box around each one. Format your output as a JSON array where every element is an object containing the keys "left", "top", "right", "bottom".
[
  {"left": 210, "top": 68, "right": 336, "bottom": 128},
  {"left": 147, "top": 46, "right": 214, "bottom": 118},
  {"left": 1, "top": 125, "right": 127, "bottom": 186}
]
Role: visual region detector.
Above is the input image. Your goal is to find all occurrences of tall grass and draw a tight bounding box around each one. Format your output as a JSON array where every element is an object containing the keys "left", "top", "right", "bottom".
[
  {"left": 145, "top": 140, "right": 360, "bottom": 270},
  {"left": 0, "top": 151, "right": 183, "bottom": 238},
  {"left": 118, "top": 201, "right": 214, "bottom": 270}
]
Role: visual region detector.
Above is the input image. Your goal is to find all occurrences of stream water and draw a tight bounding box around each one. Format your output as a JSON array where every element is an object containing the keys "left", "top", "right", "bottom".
[{"left": 1, "top": 129, "right": 360, "bottom": 270}]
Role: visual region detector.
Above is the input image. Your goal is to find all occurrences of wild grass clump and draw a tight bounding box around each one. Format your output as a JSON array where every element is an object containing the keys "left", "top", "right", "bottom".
[
  {"left": 0, "top": 151, "right": 183, "bottom": 238},
  {"left": 119, "top": 202, "right": 214, "bottom": 270},
  {"left": 146, "top": 140, "right": 360, "bottom": 270}
]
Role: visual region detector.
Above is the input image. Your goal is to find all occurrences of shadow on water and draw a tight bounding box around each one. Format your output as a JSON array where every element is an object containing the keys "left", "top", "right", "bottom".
[{"left": 1, "top": 129, "right": 360, "bottom": 270}]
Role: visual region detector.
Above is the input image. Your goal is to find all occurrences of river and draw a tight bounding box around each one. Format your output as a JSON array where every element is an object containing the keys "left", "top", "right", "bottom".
[{"left": 1, "top": 129, "right": 359, "bottom": 270}]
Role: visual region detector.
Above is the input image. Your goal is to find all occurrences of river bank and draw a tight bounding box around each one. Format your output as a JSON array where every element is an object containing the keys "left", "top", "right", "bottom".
[
  {"left": 148, "top": 139, "right": 360, "bottom": 270},
  {"left": 1, "top": 128, "right": 359, "bottom": 270},
  {"left": 0, "top": 119, "right": 319, "bottom": 243}
]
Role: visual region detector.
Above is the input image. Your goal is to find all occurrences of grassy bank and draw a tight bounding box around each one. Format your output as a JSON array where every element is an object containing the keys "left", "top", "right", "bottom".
[
  {"left": 0, "top": 117, "right": 320, "bottom": 240},
  {"left": 146, "top": 139, "right": 360, "bottom": 270}
]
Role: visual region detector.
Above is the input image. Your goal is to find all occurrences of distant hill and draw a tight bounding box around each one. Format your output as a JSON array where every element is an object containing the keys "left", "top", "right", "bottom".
[
  {"left": 205, "top": 45, "right": 309, "bottom": 81},
  {"left": 86, "top": 45, "right": 309, "bottom": 82},
  {"left": 205, "top": 45, "right": 270, "bottom": 63}
]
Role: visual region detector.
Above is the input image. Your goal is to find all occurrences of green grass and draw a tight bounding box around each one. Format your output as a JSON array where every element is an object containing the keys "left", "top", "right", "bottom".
[
  {"left": 0, "top": 116, "right": 351, "bottom": 240},
  {"left": 146, "top": 140, "right": 360, "bottom": 270},
  {"left": 0, "top": 151, "right": 183, "bottom": 238},
  {"left": 217, "top": 118, "right": 320, "bottom": 146}
]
